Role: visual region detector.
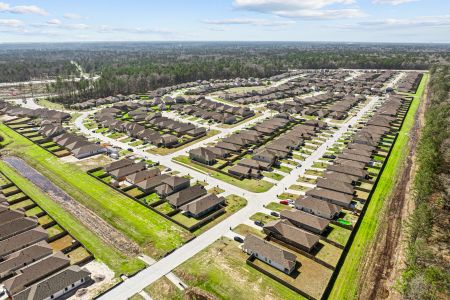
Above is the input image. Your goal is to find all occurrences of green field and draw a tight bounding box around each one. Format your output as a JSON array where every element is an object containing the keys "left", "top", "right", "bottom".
[
  {"left": 329, "top": 73, "right": 429, "bottom": 299},
  {"left": 173, "top": 237, "right": 303, "bottom": 300},
  {"left": 0, "top": 124, "right": 192, "bottom": 259},
  {"left": 0, "top": 162, "right": 145, "bottom": 276}
]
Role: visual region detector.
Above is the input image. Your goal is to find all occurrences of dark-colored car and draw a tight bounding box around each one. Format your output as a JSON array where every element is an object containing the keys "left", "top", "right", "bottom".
[
  {"left": 254, "top": 220, "right": 264, "bottom": 227},
  {"left": 270, "top": 211, "right": 280, "bottom": 217},
  {"left": 234, "top": 236, "right": 244, "bottom": 243},
  {"left": 127, "top": 148, "right": 134, "bottom": 152}
]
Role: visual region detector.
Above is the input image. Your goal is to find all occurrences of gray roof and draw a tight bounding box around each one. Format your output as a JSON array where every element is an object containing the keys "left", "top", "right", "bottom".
[
  {"left": 13, "top": 265, "right": 90, "bottom": 300},
  {"left": 243, "top": 234, "right": 297, "bottom": 270}
]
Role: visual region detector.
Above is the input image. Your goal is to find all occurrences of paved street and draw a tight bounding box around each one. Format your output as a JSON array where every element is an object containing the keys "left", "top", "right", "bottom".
[
  {"left": 95, "top": 95, "right": 380, "bottom": 299},
  {"left": 7, "top": 73, "right": 384, "bottom": 299}
]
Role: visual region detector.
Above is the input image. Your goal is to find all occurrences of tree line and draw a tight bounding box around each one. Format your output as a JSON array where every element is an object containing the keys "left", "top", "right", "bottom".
[{"left": 399, "top": 66, "right": 450, "bottom": 299}]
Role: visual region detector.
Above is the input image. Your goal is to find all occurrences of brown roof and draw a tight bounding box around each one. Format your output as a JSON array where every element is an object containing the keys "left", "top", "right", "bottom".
[
  {"left": 3, "top": 252, "right": 70, "bottom": 295},
  {"left": 0, "top": 210, "right": 24, "bottom": 226},
  {"left": 181, "top": 194, "right": 225, "bottom": 215},
  {"left": 162, "top": 176, "right": 190, "bottom": 188},
  {"left": 295, "top": 196, "right": 341, "bottom": 217},
  {"left": 280, "top": 209, "right": 330, "bottom": 232},
  {"left": 306, "top": 188, "right": 353, "bottom": 207},
  {"left": 0, "top": 217, "right": 38, "bottom": 242},
  {"left": 166, "top": 185, "right": 207, "bottom": 207},
  {"left": 0, "top": 227, "right": 48, "bottom": 259},
  {"left": 109, "top": 162, "right": 146, "bottom": 179},
  {"left": 126, "top": 168, "right": 160, "bottom": 184},
  {"left": 14, "top": 265, "right": 91, "bottom": 300},
  {"left": 0, "top": 242, "right": 52, "bottom": 277},
  {"left": 322, "top": 171, "right": 358, "bottom": 184},
  {"left": 104, "top": 158, "right": 134, "bottom": 172},
  {"left": 136, "top": 174, "right": 169, "bottom": 191},
  {"left": 264, "top": 219, "right": 319, "bottom": 251},
  {"left": 243, "top": 234, "right": 297, "bottom": 271},
  {"left": 327, "top": 164, "right": 368, "bottom": 178},
  {"left": 316, "top": 178, "right": 355, "bottom": 195}
]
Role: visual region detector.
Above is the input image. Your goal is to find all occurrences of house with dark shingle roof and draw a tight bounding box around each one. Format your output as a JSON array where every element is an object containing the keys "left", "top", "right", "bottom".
[
  {"left": 280, "top": 209, "right": 330, "bottom": 234},
  {"left": 3, "top": 252, "right": 70, "bottom": 295},
  {"left": 316, "top": 178, "right": 355, "bottom": 195},
  {"left": 13, "top": 265, "right": 91, "bottom": 300},
  {"left": 243, "top": 234, "right": 297, "bottom": 274},
  {"left": 263, "top": 219, "right": 320, "bottom": 253},
  {"left": 181, "top": 194, "right": 225, "bottom": 219},
  {"left": 189, "top": 147, "right": 217, "bottom": 165},
  {"left": 306, "top": 188, "right": 354, "bottom": 208},
  {"left": 0, "top": 228, "right": 48, "bottom": 259},
  {"left": 166, "top": 185, "right": 207, "bottom": 208},
  {"left": 155, "top": 176, "right": 190, "bottom": 197},
  {"left": 295, "top": 196, "right": 341, "bottom": 220}
]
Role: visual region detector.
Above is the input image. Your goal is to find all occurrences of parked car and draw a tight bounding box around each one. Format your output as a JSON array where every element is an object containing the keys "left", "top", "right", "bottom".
[
  {"left": 127, "top": 148, "right": 134, "bottom": 152},
  {"left": 270, "top": 211, "right": 280, "bottom": 217},
  {"left": 254, "top": 220, "right": 264, "bottom": 227},
  {"left": 279, "top": 200, "right": 289, "bottom": 205},
  {"left": 234, "top": 236, "right": 244, "bottom": 243}
]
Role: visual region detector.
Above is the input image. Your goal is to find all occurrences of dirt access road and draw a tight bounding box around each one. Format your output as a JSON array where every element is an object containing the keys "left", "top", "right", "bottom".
[
  {"left": 358, "top": 86, "right": 429, "bottom": 299},
  {"left": 3, "top": 156, "right": 140, "bottom": 256}
]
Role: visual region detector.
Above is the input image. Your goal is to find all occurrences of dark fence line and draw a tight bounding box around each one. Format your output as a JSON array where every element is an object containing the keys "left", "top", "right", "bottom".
[
  {"left": 86, "top": 168, "right": 227, "bottom": 233},
  {"left": 321, "top": 95, "right": 414, "bottom": 299},
  {"left": 246, "top": 256, "right": 316, "bottom": 300},
  {"left": 0, "top": 171, "right": 94, "bottom": 266}
]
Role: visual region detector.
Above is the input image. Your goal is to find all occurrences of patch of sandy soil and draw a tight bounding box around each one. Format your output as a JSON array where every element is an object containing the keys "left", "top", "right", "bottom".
[{"left": 71, "top": 261, "right": 119, "bottom": 300}]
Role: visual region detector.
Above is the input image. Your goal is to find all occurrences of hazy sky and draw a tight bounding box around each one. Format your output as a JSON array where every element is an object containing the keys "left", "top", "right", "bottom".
[{"left": 0, "top": 0, "right": 449, "bottom": 43}]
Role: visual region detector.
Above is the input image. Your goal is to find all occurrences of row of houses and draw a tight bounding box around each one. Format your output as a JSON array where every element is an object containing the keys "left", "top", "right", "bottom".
[
  {"left": 96, "top": 108, "right": 206, "bottom": 148},
  {"left": 102, "top": 159, "right": 225, "bottom": 219},
  {"left": 171, "top": 98, "right": 255, "bottom": 124},
  {"left": 397, "top": 72, "right": 423, "bottom": 93},
  {"left": 40, "top": 124, "right": 106, "bottom": 159},
  {"left": 0, "top": 101, "right": 70, "bottom": 124},
  {"left": 241, "top": 93, "right": 406, "bottom": 276},
  {"left": 0, "top": 205, "right": 91, "bottom": 300}
]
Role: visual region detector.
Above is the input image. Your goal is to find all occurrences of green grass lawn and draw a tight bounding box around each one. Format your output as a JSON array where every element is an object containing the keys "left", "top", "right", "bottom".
[
  {"left": 0, "top": 124, "right": 193, "bottom": 259},
  {"left": 249, "top": 212, "right": 278, "bottom": 225},
  {"left": 329, "top": 73, "right": 429, "bottom": 299},
  {"left": 0, "top": 162, "right": 145, "bottom": 276},
  {"left": 173, "top": 156, "right": 273, "bottom": 193},
  {"left": 35, "top": 98, "right": 66, "bottom": 110},
  {"left": 193, "top": 194, "right": 247, "bottom": 235},
  {"left": 326, "top": 224, "right": 352, "bottom": 247},
  {"left": 274, "top": 165, "right": 292, "bottom": 174},
  {"left": 233, "top": 224, "right": 265, "bottom": 238},
  {"left": 262, "top": 171, "right": 284, "bottom": 181},
  {"left": 173, "top": 237, "right": 303, "bottom": 300},
  {"left": 265, "top": 202, "right": 288, "bottom": 212}
]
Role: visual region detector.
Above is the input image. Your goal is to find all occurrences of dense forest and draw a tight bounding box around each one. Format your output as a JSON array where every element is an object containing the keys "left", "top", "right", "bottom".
[
  {"left": 400, "top": 66, "right": 450, "bottom": 299},
  {"left": 1, "top": 42, "right": 449, "bottom": 104}
]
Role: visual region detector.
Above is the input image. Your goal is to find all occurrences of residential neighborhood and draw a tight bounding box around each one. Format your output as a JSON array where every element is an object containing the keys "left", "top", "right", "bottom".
[{"left": 0, "top": 62, "right": 434, "bottom": 300}]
